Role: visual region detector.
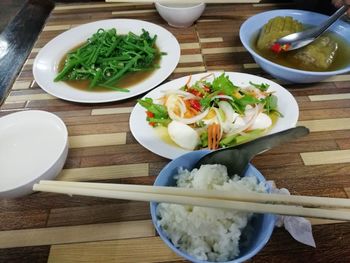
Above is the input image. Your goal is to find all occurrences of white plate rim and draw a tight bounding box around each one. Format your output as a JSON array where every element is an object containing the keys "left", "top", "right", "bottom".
[
  {"left": 33, "top": 19, "right": 181, "bottom": 103},
  {"left": 130, "top": 71, "right": 299, "bottom": 160}
]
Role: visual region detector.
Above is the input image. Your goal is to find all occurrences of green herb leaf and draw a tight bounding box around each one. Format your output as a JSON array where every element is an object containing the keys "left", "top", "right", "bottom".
[
  {"left": 237, "top": 94, "right": 260, "bottom": 105},
  {"left": 263, "top": 94, "right": 283, "bottom": 116},
  {"left": 137, "top": 98, "right": 169, "bottom": 119},
  {"left": 211, "top": 73, "right": 238, "bottom": 95},
  {"left": 199, "top": 97, "right": 212, "bottom": 108},
  {"left": 249, "top": 81, "right": 270, "bottom": 91}
]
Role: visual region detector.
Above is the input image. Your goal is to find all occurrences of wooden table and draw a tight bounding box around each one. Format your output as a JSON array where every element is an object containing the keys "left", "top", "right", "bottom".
[{"left": 1, "top": 1, "right": 350, "bottom": 262}]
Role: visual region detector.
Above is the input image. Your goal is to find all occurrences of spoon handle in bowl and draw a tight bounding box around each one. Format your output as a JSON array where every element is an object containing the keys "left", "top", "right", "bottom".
[
  {"left": 236, "top": 126, "right": 309, "bottom": 161},
  {"left": 313, "top": 5, "right": 348, "bottom": 38}
]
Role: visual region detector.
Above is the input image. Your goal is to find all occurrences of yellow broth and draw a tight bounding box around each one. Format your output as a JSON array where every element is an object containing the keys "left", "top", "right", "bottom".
[
  {"left": 153, "top": 112, "right": 280, "bottom": 149},
  {"left": 154, "top": 126, "right": 178, "bottom": 147},
  {"left": 57, "top": 44, "right": 161, "bottom": 92},
  {"left": 251, "top": 31, "right": 350, "bottom": 72}
]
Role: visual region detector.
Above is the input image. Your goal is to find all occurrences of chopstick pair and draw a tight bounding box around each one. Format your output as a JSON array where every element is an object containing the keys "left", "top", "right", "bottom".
[{"left": 33, "top": 180, "right": 350, "bottom": 221}]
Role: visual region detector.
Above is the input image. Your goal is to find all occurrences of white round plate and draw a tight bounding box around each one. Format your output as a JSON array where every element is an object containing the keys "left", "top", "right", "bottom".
[
  {"left": 130, "top": 72, "right": 299, "bottom": 160},
  {"left": 33, "top": 19, "right": 180, "bottom": 103}
]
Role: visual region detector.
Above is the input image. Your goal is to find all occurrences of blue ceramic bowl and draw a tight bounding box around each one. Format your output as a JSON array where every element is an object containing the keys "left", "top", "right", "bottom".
[
  {"left": 239, "top": 9, "right": 350, "bottom": 83},
  {"left": 150, "top": 150, "right": 275, "bottom": 263}
]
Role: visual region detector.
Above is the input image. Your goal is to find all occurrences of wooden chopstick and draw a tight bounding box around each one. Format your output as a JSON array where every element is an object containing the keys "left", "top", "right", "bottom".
[
  {"left": 105, "top": 0, "right": 262, "bottom": 4},
  {"left": 38, "top": 180, "right": 350, "bottom": 209},
  {"left": 33, "top": 181, "right": 350, "bottom": 221}
]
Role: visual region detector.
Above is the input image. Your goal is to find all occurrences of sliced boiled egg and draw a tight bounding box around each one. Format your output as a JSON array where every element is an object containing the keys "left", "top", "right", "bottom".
[
  {"left": 232, "top": 116, "right": 246, "bottom": 129},
  {"left": 249, "top": 113, "right": 272, "bottom": 130},
  {"left": 167, "top": 120, "right": 200, "bottom": 150}
]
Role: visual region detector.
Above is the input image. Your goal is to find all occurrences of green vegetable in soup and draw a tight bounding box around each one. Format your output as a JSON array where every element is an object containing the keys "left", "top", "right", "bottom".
[
  {"left": 255, "top": 16, "right": 344, "bottom": 71},
  {"left": 292, "top": 36, "right": 338, "bottom": 70},
  {"left": 257, "top": 16, "right": 303, "bottom": 50}
]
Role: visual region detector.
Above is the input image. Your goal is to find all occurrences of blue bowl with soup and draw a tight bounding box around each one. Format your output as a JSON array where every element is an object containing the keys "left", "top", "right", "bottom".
[
  {"left": 239, "top": 9, "right": 350, "bottom": 83},
  {"left": 150, "top": 149, "right": 275, "bottom": 263}
]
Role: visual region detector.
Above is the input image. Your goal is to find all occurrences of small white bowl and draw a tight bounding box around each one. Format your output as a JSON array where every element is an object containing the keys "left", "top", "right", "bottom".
[
  {"left": 0, "top": 110, "right": 68, "bottom": 198},
  {"left": 155, "top": 2, "right": 206, "bottom": 28}
]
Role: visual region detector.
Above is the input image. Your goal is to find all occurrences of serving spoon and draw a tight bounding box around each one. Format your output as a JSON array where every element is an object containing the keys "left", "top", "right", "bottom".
[
  {"left": 195, "top": 126, "right": 309, "bottom": 176},
  {"left": 274, "top": 5, "right": 348, "bottom": 52}
]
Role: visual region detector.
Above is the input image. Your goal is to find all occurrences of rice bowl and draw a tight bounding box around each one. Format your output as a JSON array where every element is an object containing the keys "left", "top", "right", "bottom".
[
  {"left": 157, "top": 164, "right": 266, "bottom": 261},
  {"left": 150, "top": 149, "right": 275, "bottom": 263}
]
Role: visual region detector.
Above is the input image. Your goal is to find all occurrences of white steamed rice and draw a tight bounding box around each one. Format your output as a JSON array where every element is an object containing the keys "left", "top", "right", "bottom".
[{"left": 156, "top": 164, "right": 266, "bottom": 262}]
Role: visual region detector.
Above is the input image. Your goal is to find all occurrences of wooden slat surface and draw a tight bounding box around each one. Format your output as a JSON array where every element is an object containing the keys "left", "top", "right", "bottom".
[{"left": 1, "top": 1, "right": 350, "bottom": 262}]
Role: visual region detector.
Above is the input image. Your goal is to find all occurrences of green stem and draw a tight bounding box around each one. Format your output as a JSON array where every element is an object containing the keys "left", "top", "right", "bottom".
[
  {"left": 99, "top": 84, "right": 129, "bottom": 92},
  {"left": 103, "top": 56, "right": 138, "bottom": 85},
  {"left": 54, "top": 60, "right": 81, "bottom": 81}
]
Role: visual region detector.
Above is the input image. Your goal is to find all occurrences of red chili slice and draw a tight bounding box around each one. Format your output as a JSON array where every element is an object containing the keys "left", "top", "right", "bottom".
[
  {"left": 146, "top": 111, "right": 155, "bottom": 126},
  {"left": 271, "top": 43, "right": 291, "bottom": 53},
  {"left": 146, "top": 111, "right": 154, "bottom": 118},
  {"left": 188, "top": 99, "right": 201, "bottom": 111},
  {"left": 187, "top": 88, "right": 203, "bottom": 97},
  {"left": 271, "top": 43, "right": 282, "bottom": 53}
]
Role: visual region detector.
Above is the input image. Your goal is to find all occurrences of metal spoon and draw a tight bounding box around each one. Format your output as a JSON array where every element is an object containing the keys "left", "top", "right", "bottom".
[
  {"left": 194, "top": 126, "right": 309, "bottom": 176},
  {"left": 275, "top": 5, "right": 348, "bottom": 51}
]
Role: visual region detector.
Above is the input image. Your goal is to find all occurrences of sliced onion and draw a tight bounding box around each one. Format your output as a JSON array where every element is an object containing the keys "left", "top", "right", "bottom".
[
  {"left": 176, "top": 97, "right": 186, "bottom": 118},
  {"left": 199, "top": 73, "right": 214, "bottom": 81},
  {"left": 241, "top": 86, "right": 267, "bottom": 99},
  {"left": 244, "top": 104, "right": 263, "bottom": 129},
  {"left": 165, "top": 94, "right": 177, "bottom": 109},
  {"left": 218, "top": 101, "right": 237, "bottom": 123},
  {"left": 161, "top": 89, "right": 198, "bottom": 99},
  {"left": 165, "top": 95, "right": 177, "bottom": 117},
  {"left": 168, "top": 107, "right": 210, "bottom": 125},
  {"left": 165, "top": 95, "right": 187, "bottom": 119},
  {"left": 218, "top": 100, "right": 240, "bottom": 134},
  {"left": 210, "top": 95, "right": 234, "bottom": 101},
  {"left": 224, "top": 104, "right": 261, "bottom": 137}
]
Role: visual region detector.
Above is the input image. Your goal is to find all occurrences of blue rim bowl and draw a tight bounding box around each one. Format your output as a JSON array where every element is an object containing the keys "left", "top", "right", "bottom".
[
  {"left": 239, "top": 9, "right": 350, "bottom": 83},
  {"left": 150, "top": 149, "right": 275, "bottom": 263}
]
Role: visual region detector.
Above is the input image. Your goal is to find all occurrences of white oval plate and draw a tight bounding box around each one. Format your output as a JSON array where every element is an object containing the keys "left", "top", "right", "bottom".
[
  {"left": 130, "top": 72, "right": 299, "bottom": 160},
  {"left": 33, "top": 19, "right": 180, "bottom": 103}
]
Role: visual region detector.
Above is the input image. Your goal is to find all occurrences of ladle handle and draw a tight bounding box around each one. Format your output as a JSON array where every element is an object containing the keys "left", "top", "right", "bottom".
[{"left": 236, "top": 126, "right": 309, "bottom": 162}]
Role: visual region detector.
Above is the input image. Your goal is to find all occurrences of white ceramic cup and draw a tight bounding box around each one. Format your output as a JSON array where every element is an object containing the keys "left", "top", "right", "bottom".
[{"left": 155, "top": 2, "right": 206, "bottom": 28}]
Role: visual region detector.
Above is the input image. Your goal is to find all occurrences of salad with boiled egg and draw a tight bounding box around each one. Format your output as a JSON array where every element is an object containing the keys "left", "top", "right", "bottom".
[{"left": 137, "top": 73, "right": 282, "bottom": 150}]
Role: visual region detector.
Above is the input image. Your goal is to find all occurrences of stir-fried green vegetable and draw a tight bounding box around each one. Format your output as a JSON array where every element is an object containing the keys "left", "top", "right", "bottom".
[{"left": 55, "top": 28, "right": 164, "bottom": 91}]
